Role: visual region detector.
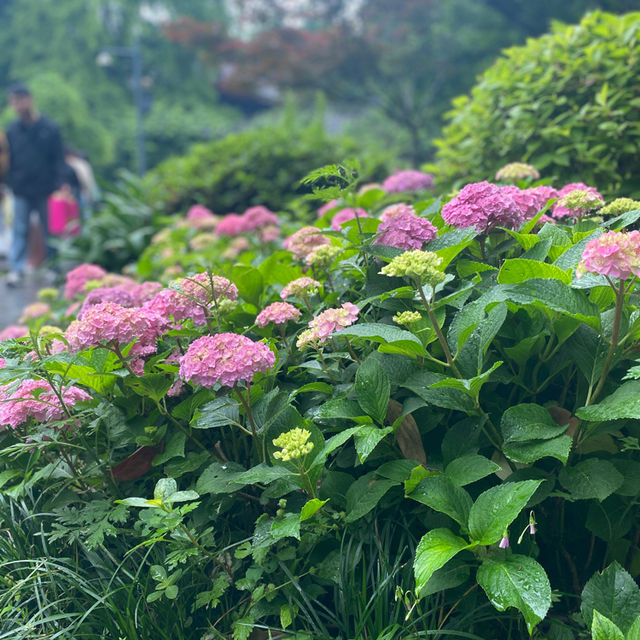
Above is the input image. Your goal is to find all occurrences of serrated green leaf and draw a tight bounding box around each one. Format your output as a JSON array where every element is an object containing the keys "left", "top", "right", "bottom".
[
  {"left": 576, "top": 381, "right": 640, "bottom": 422},
  {"left": 345, "top": 473, "right": 397, "bottom": 522},
  {"left": 409, "top": 475, "right": 472, "bottom": 527},
  {"left": 414, "top": 528, "right": 469, "bottom": 596},
  {"left": 445, "top": 454, "right": 501, "bottom": 487},
  {"left": 559, "top": 459, "right": 623, "bottom": 501},
  {"left": 497, "top": 258, "right": 571, "bottom": 285}
]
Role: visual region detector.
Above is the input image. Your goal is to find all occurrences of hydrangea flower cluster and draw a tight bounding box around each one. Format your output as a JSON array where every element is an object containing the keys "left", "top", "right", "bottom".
[
  {"left": 317, "top": 199, "right": 341, "bottom": 217},
  {"left": 555, "top": 189, "right": 604, "bottom": 218},
  {"left": 215, "top": 213, "right": 245, "bottom": 236},
  {"left": 283, "top": 226, "right": 331, "bottom": 260},
  {"left": 501, "top": 185, "right": 559, "bottom": 221},
  {"left": 64, "top": 263, "right": 108, "bottom": 299},
  {"left": 179, "top": 333, "right": 275, "bottom": 388},
  {"left": 495, "top": 162, "right": 540, "bottom": 181},
  {"left": 221, "top": 237, "right": 250, "bottom": 260},
  {"left": 393, "top": 310, "right": 422, "bottom": 326},
  {"left": 19, "top": 302, "right": 51, "bottom": 322},
  {"left": 185, "top": 205, "right": 218, "bottom": 229},
  {"left": 65, "top": 302, "right": 169, "bottom": 357},
  {"left": 256, "top": 302, "right": 301, "bottom": 327},
  {"left": 78, "top": 287, "right": 135, "bottom": 318},
  {"left": 375, "top": 204, "right": 437, "bottom": 250},
  {"left": 577, "top": 231, "right": 640, "bottom": 280},
  {"left": 382, "top": 170, "right": 434, "bottom": 193},
  {"left": 305, "top": 245, "right": 342, "bottom": 269},
  {"left": 600, "top": 198, "right": 640, "bottom": 216},
  {"left": 441, "top": 181, "right": 525, "bottom": 232},
  {"left": 552, "top": 183, "right": 603, "bottom": 219},
  {"left": 272, "top": 428, "right": 314, "bottom": 462},
  {"left": 0, "top": 325, "right": 28, "bottom": 341},
  {"left": 259, "top": 224, "right": 280, "bottom": 243},
  {"left": 296, "top": 303, "right": 359, "bottom": 349},
  {"left": 189, "top": 232, "right": 217, "bottom": 251},
  {"left": 0, "top": 379, "right": 91, "bottom": 429},
  {"left": 331, "top": 208, "right": 368, "bottom": 231},
  {"left": 280, "top": 277, "right": 321, "bottom": 300},
  {"left": 214, "top": 206, "right": 279, "bottom": 236},
  {"left": 380, "top": 250, "right": 445, "bottom": 287}
]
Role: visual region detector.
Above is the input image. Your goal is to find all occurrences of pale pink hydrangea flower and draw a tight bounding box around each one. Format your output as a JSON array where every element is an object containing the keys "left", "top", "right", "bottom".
[
  {"left": 179, "top": 333, "right": 275, "bottom": 388},
  {"left": 375, "top": 204, "right": 437, "bottom": 250},
  {"left": 189, "top": 232, "right": 217, "bottom": 251},
  {"left": 317, "top": 199, "right": 341, "bottom": 217},
  {"left": 78, "top": 287, "right": 135, "bottom": 319},
  {"left": 19, "top": 302, "right": 51, "bottom": 322},
  {"left": 0, "top": 325, "right": 29, "bottom": 341},
  {"left": 552, "top": 182, "right": 603, "bottom": 220},
  {"left": 215, "top": 214, "right": 247, "bottom": 236},
  {"left": 129, "top": 281, "right": 163, "bottom": 306},
  {"left": 382, "top": 170, "right": 434, "bottom": 193},
  {"left": 166, "top": 379, "right": 185, "bottom": 397},
  {"left": 441, "top": 181, "right": 525, "bottom": 232},
  {"left": 65, "top": 302, "right": 169, "bottom": 357},
  {"left": 256, "top": 302, "right": 301, "bottom": 328},
  {"left": 0, "top": 379, "right": 91, "bottom": 429},
  {"left": 259, "top": 224, "right": 281, "bottom": 243},
  {"left": 577, "top": 231, "right": 640, "bottom": 280},
  {"left": 297, "top": 303, "right": 359, "bottom": 348},
  {"left": 64, "top": 264, "right": 108, "bottom": 299},
  {"left": 280, "top": 277, "right": 322, "bottom": 300},
  {"left": 284, "top": 226, "right": 331, "bottom": 260},
  {"left": 0, "top": 358, "right": 4, "bottom": 368},
  {"left": 331, "top": 208, "right": 369, "bottom": 231},
  {"left": 358, "top": 183, "right": 383, "bottom": 195},
  {"left": 221, "top": 236, "right": 250, "bottom": 260},
  {"left": 242, "top": 205, "right": 279, "bottom": 231}
]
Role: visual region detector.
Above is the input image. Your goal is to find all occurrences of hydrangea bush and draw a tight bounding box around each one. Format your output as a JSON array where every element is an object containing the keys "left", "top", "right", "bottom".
[{"left": 2, "top": 163, "right": 640, "bottom": 639}]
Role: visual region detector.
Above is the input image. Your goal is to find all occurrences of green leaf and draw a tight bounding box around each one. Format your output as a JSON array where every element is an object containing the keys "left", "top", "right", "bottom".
[
  {"left": 468, "top": 480, "right": 543, "bottom": 545},
  {"left": 581, "top": 562, "right": 640, "bottom": 633},
  {"left": 154, "top": 478, "right": 177, "bottom": 502},
  {"left": 354, "top": 426, "right": 393, "bottom": 462},
  {"left": 591, "top": 611, "right": 625, "bottom": 640},
  {"left": 232, "top": 265, "right": 264, "bottom": 305},
  {"left": 430, "top": 361, "right": 502, "bottom": 404},
  {"left": 345, "top": 473, "right": 397, "bottom": 522},
  {"left": 355, "top": 357, "right": 391, "bottom": 423},
  {"left": 165, "top": 585, "right": 179, "bottom": 600},
  {"left": 576, "top": 381, "right": 640, "bottom": 422},
  {"left": 559, "top": 459, "right": 623, "bottom": 501},
  {"left": 477, "top": 555, "right": 551, "bottom": 634},
  {"left": 300, "top": 498, "right": 328, "bottom": 521},
  {"left": 335, "top": 323, "right": 426, "bottom": 356},
  {"left": 152, "top": 431, "right": 186, "bottom": 466},
  {"left": 192, "top": 397, "right": 241, "bottom": 429},
  {"left": 409, "top": 475, "right": 472, "bottom": 527},
  {"left": 401, "top": 371, "right": 475, "bottom": 412},
  {"left": 315, "top": 398, "right": 366, "bottom": 420},
  {"left": 230, "top": 464, "right": 293, "bottom": 487},
  {"left": 414, "top": 528, "right": 469, "bottom": 597},
  {"left": 196, "top": 461, "right": 245, "bottom": 495},
  {"left": 166, "top": 490, "right": 199, "bottom": 504},
  {"left": 271, "top": 512, "right": 300, "bottom": 541},
  {"left": 626, "top": 616, "right": 640, "bottom": 640},
  {"left": 445, "top": 454, "right": 501, "bottom": 487},
  {"left": 126, "top": 374, "right": 173, "bottom": 402},
  {"left": 503, "top": 437, "right": 572, "bottom": 465},
  {"left": 497, "top": 259, "right": 571, "bottom": 285}
]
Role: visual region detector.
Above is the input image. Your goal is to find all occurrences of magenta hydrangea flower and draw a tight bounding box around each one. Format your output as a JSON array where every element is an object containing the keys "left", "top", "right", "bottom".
[
  {"left": 382, "top": 170, "right": 434, "bottom": 193},
  {"left": 64, "top": 263, "right": 108, "bottom": 299},
  {"left": 215, "top": 213, "right": 247, "bottom": 236},
  {"left": 441, "top": 181, "right": 525, "bottom": 232},
  {"left": 256, "top": 302, "right": 301, "bottom": 328},
  {"left": 577, "top": 231, "right": 640, "bottom": 280},
  {"left": 179, "top": 333, "right": 275, "bottom": 388},
  {"left": 280, "top": 277, "right": 322, "bottom": 300},
  {"left": 297, "top": 303, "right": 359, "bottom": 348},
  {"left": 0, "top": 379, "right": 91, "bottom": 429},
  {"left": 0, "top": 325, "right": 28, "bottom": 341},
  {"left": 375, "top": 204, "right": 437, "bottom": 250},
  {"left": 242, "top": 205, "right": 279, "bottom": 231},
  {"left": 65, "top": 302, "right": 169, "bottom": 357},
  {"left": 283, "top": 226, "right": 330, "bottom": 260},
  {"left": 317, "top": 199, "right": 341, "bottom": 217},
  {"left": 187, "top": 204, "right": 215, "bottom": 220},
  {"left": 500, "top": 185, "right": 559, "bottom": 222},
  {"left": 552, "top": 182, "right": 603, "bottom": 219},
  {"left": 331, "top": 208, "right": 369, "bottom": 231}
]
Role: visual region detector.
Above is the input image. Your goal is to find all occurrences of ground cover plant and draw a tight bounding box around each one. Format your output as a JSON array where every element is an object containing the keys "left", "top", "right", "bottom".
[{"left": 1, "top": 164, "right": 640, "bottom": 638}]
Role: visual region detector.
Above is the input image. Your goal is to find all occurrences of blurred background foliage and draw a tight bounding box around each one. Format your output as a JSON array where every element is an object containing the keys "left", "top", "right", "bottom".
[{"left": 0, "top": 0, "right": 636, "bottom": 180}]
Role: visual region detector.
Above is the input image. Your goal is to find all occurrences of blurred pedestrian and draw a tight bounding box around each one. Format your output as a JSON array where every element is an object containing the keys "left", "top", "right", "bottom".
[
  {"left": 5, "top": 82, "right": 67, "bottom": 287},
  {"left": 65, "top": 147, "right": 99, "bottom": 219},
  {"left": 0, "top": 129, "right": 9, "bottom": 257}
]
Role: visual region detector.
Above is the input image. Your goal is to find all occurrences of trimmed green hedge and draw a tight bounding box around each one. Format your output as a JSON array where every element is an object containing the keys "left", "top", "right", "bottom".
[{"left": 430, "top": 11, "right": 640, "bottom": 197}]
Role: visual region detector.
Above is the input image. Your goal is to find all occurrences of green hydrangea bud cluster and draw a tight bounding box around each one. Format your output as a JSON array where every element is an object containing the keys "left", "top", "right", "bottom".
[
  {"left": 37, "top": 287, "right": 59, "bottom": 303},
  {"left": 600, "top": 198, "right": 640, "bottom": 216},
  {"left": 273, "top": 427, "right": 314, "bottom": 462},
  {"left": 393, "top": 311, "right": 422, "bottom": 326},
  {"left": 306, "top": 245, "right": 342, "bottom": 269},
  {"left": 379, "top": 250, "right": 446, "bottom": 287},
  {"left": 557, "top": 189, "right": 604, "bottom": 213},
  {"left": 214, "top": 298, "right": 238, "bottom": 315},
  {"left": 495, "top": 162, "right": 540, "bottom": 182}
]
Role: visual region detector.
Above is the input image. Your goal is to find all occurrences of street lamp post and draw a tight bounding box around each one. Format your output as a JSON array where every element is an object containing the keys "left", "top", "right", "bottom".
[{"left": 97, "top": 34, "right": 147, "bottom": 175}]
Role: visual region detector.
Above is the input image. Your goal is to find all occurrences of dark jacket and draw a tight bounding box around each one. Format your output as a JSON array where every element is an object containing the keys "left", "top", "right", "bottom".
[{"left": 6, "top": 115, "right": 65, "bottom": 200}]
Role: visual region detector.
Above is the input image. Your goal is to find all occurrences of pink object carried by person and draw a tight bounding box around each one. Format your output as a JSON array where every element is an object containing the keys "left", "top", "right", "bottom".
[{"left": 48, "top": 190, "right": 80, "bottom": 235}]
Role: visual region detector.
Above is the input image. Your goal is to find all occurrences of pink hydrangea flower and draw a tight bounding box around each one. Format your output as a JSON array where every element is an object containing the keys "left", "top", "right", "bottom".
[
  {"left": 179, "top": 333, "right": 275, "bottom": 388},
  {"left": 215, "top": 214, "right": 247, "bottom": 236},
  {"left": 283, "top": 227, "right": 330, "bottom": 260},
  {"left": 500, "top": 185, "right": 559, "bottom": 222},
  {"left": 129, "top": 281, "right": 163, "bottom": 305},
  {"left": 317, "top": 199, "right": 341, "bottom": 218},
  {"left": 187, "top": 204, "right": 215, "bottom": 220},
  {"left": 382, "top": 170, "right": 434, "bottom": 193},
  {"left": 64, "top": 264, "right": 108, "bottom": 299},
  {"left": 256, "top": 302, "right": 301, "bottom": 327},
  {"left": 242, "top": 205, "right": 279, "bottom": 231},
  {"left": 553, "top": 182, "right": 603, "bottom": 219},
  {"left": 375, "top": 204, "right": 437, "bottom": 250},
  {"left": 19, "top": 302, "right": 51, "bottom": 322},
  {"left": 297, "top": 302, "right": 359, "bottom": 348},
  {"left": 331, "top": 208, "right": 368, "bottom": 231},
  {"left": 280, "top": 277, "right": 322, "bottom": 300},
  {"left": 221, "top": 237, "right": 250, "bottom": 260},
  {"left": 0, "top": 325, "right": 28, "bottom": 341},
  {"left": 441, "top": 181, "right": 525, "bottom": 232},
  {"left": 259, "top": 224, "right": 280, "bottom": 242},
  {"left": 577, "top": 231, "right": 640, "bottom": 280},
  {"left": 78, "top": 287, "right": 135, "bottom": 319},
  {"left": 0, "top": 379, "right": 91, "bottom": 429},
  {"left": 65, "top": 302, "right": 169, "bottom": 356}
]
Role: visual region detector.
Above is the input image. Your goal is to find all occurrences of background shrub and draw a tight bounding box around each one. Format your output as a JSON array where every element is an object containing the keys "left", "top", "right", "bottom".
[{"left": 430, "top": 11, "right": 640, "bottom": 197}]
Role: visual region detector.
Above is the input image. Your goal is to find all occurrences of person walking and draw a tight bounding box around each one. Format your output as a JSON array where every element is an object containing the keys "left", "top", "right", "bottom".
[{"left": 5, "top": 82, "right": 67, "bottom": 286}]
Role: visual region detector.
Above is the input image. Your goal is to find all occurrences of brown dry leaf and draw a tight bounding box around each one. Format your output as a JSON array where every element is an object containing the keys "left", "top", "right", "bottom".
[{"left": 387, "top": 398, "right": 427, "bottom": 467}]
